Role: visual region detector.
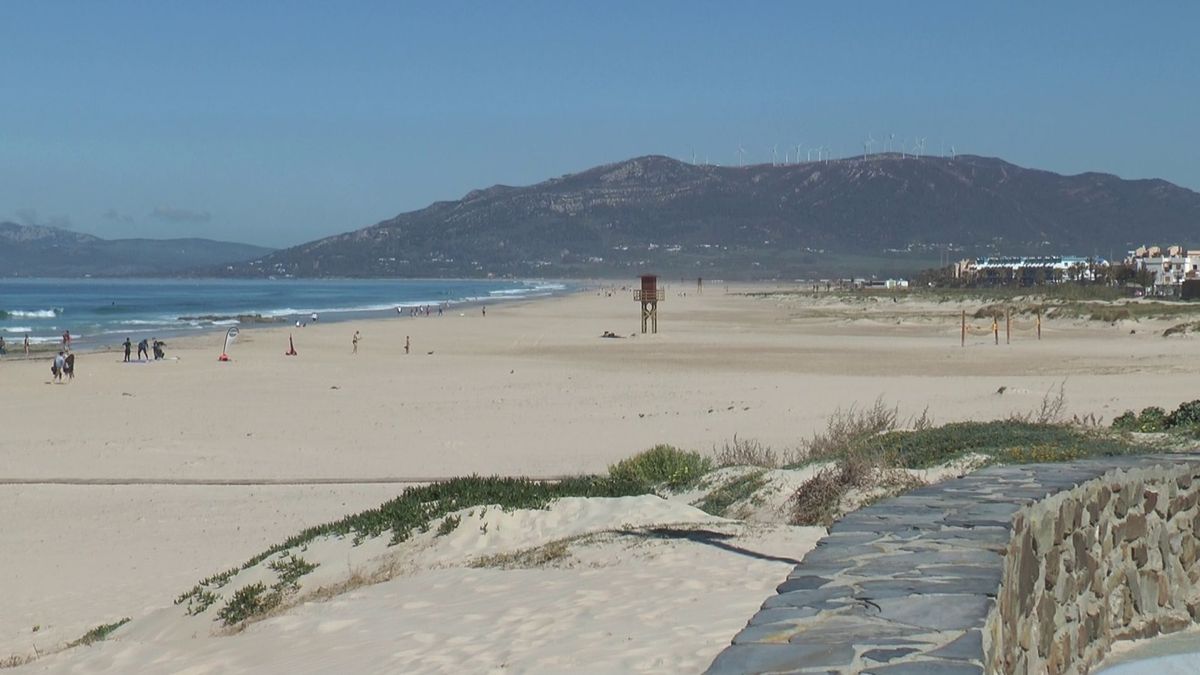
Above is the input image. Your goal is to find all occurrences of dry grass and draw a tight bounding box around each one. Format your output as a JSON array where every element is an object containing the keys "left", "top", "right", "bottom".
[
  {"left": 1007, "top": 381, "right": 1067, "bottom": 425},
  {"left": 794, "top": 397, "right": 932, "bottom": 464},
  {"left": 0, "top": 653, "right": 37, "bottom": 669},
  {"left": 472, "top": 539, "right": 574, "bottom": 569},
  {"left": 789, "top": 446, "right": 925, "bottom": 527},
  {"left": 712, "top": 435, "right": 779, "bottom": 468}
]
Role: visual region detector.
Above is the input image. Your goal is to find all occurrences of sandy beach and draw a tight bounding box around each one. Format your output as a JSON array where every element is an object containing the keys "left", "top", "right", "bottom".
[{"left": 5, "top": 284, "right": 1200, "bottom": 671}]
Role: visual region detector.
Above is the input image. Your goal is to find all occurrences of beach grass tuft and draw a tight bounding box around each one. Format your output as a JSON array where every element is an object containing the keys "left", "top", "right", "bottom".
[
  {"left": 608, "top": 444, "right": 713, "bottom": 490},
  {"left": 696, "top": 470, "right": 769, "bottom": 517},
  {"left": 66, "top": 618, "right": 131, "bottom": 648}
]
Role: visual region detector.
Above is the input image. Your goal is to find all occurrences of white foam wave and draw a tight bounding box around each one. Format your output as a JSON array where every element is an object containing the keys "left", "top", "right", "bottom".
[
  {"left": 2, "top": 327, "right": 33, "bottom": 333},
  {"left": 4, "top": 309, "right": 62, "bottom": 318},
  {"left": 118, "top": 319, "right": 174, "bottom": 326},
  {"left": 488, "top": 283, "right": 567, "bottom": 297}
]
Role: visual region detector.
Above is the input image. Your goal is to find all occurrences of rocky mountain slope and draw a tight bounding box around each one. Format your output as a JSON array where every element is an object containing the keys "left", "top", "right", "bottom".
[{"left": 224, "top": 153, "right": 1200, "bottom": 278}]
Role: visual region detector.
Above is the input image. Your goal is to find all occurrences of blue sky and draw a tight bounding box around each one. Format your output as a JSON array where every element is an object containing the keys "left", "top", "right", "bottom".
[{"left": 1, "top": 2, "right": 1197, "bottom": 247}]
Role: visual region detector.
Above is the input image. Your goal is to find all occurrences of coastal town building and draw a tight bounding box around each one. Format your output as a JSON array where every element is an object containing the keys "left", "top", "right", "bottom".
[
  {"left": 1127, "top": 245, "right": 1200, "bottom": 296},
  {"left": 954, "top": 255, "right": 1108, "bottom": 285}
]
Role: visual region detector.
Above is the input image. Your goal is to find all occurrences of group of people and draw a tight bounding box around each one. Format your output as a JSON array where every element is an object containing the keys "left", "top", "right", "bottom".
[
  {"left": 398, "top": 304, "right": 445, "bottom": 318},
  {"left": 2, "top": 333, "right": 31, "bottom": 356},
  {"left": 122, "top": 337, "right": 165, "bottom": 362},
  {"left": 51, "top": 350, "right": 75, "bottom": 382}
]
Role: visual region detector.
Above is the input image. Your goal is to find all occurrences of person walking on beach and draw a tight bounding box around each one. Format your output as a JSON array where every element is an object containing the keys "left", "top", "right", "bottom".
[
  {"left": 64, "top": 352, "right": 75, "bottom": 380},
  {"left": 481, "top": 305, "right": 486, "bottom": 317},
  {"left": 137, "top": 338, "right": 149, "bottom": 361},
  {"left": 52, "top": 351, "right": 65, "bottom": 381},
  {"left": 24, "top": 334, "right": 30, "bottom": 356},
  {"left": 405, "top": 335, "right": 410, "bottom": 354},
  {"left": 352, "top": 330, "right": 360, "bottom": 354},
  {"left": 62, "top": 330, "right": 71, "bottom": 349},
  {"left": 0, "top": 336, "right": 6, "bottom": 356},
  {"left": 123, "top": 337, "right": 132, "bottom": 363}
]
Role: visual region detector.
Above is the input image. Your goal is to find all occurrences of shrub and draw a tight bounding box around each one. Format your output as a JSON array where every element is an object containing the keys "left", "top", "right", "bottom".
[
  {"left": 789, "top": 451, "right": 879, "bottom": 527},
  {"left": 436, "top": 514, "right": 461, "bottom": 536},
  {"left": 1169, "top": 400, "right": 1200, "bottom": 428},
  {"left": 1111, "top": 411, "right": 1139, "bottom": 431},
  {"left": 268, "top": 554, "right": 318, "bottom": 593},
  {"left": 1136, "top": 407, "right": 1169, "bottom": 432},
  {"left": 217, "top": 583, "right": 281, "bottom": 626},
  {"left": 608, "top": 444, "right": 713, "bottom": 490}
]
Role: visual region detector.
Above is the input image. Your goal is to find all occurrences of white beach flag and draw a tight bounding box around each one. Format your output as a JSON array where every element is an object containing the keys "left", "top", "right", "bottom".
[{"left": 219, "top": 326, "right": 239, "bottom": 361}]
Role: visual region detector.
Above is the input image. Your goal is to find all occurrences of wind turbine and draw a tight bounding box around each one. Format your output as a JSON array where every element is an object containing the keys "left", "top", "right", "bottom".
[
  {"left": 795, "top": 143, "right": 802, "bottom": 164},
  {"left": 888, "top": 133, "right": 895, "bottom": 153},
  {"left": 772, "top": 145, "right": 779, "bottom": 166},
  {"left": 737, "top": 143, "right": 747, "bottom": 166},
  {"left": 866, "top": 133, "right": 876, "bottom": 158},
  {"left": 950, "top": 145, "right": 956, "bottom": 158}
]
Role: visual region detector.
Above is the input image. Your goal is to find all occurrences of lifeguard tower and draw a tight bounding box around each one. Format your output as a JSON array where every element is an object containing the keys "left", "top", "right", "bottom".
[{"left": 635, "top": 274, "right": 664, "bottom": 333}]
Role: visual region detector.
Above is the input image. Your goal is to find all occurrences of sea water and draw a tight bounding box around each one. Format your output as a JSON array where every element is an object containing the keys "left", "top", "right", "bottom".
[{"left": 0, "top": 278, "right": 568, "bottom": 348}]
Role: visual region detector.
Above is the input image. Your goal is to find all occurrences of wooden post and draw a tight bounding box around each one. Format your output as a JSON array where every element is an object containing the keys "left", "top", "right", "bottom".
[
  {"left": 1006, "top": 308, "right": 1011, "bottom": 345},
  {"left": 961, "top": 310, "right": 966, "bottom": 347},
  {"left": 993, "top": 317, "right": 999, "bottom": 345},
  {"left": 1037, "top": 309, "right": 1042, "bottom": 340}
]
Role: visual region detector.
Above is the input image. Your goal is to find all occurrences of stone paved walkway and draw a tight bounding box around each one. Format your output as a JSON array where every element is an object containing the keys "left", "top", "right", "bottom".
[{"left": 706, "top": 454, "right": 1200, "bottom": 674}]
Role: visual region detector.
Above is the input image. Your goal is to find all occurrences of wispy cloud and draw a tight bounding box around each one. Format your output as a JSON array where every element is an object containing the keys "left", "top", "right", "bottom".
[
  {"left": 149, "top": 206, "right": 211, "bottom": 224},
  {"left": 102, "top": 208, "right": 135, "bottom": 223},
  {"left": 15, "top": 208, "right": 72, "bottom": 230}
]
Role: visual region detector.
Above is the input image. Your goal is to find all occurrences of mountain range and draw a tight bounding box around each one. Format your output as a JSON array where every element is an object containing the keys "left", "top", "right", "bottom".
[
  {"left": 220, "top": 153, "right": 1200, "bottom": 279},
  {"left": 0, "top": 222, "right": 272, "bottom": 277}
]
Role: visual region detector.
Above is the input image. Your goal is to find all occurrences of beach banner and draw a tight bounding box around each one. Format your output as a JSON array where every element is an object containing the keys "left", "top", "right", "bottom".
[{"left": 219, "top": 326, "right": 239, "bottom": 361}]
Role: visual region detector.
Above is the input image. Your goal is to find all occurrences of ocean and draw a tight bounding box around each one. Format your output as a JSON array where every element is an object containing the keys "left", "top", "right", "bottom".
[{"left": 0, "top": 278, "right": 568, "bottom": 348}]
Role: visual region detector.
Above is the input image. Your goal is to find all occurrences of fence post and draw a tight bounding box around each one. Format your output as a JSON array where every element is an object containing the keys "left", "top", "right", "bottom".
[
  {"left": 1037, "top": 309, "right": 1042, "bottom": 340},
  {"left": 993, "top": 317, "right": 999, "bottom": 345},
  {"left": 961, "top": 310, "right": 966, "bottom": 347},
  {"left": 1006, "top": 308, "right": 1011, "bottom": 345}
]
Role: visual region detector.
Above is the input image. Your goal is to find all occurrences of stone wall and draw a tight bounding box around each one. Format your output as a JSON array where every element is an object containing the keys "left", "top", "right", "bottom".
[
  {"left": 707, "top": 456, "right": 1200, "bottom": 675},
  {"left": 985, "top": 463, "right": 1200, "bottom": 673}
]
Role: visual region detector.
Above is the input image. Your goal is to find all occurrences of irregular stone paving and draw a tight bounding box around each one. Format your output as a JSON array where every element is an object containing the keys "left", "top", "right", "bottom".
[{"left": 706, "top": 454, "right": 1200, "bottom": 674}]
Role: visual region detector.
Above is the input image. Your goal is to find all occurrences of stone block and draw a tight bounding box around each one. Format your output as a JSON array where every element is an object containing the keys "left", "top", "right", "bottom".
[
  {"left": 1144, "top": 489, "right": 1160, "bottom": 515},
  {"left": 862, "top": 661, "right": 984, "bottom": 674},
  {"left": 705, "top": 643, "right": 856, "bottom": 674},
  {"left": 872, "top": 594, "right": 993, "bottom": 631},
  {"left": 1121, "top": 513, "right": 1148, "bottom": 543}
]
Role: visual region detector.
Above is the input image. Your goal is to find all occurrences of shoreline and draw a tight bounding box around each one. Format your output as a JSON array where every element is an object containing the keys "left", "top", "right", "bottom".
[{"left": 0, "top": 277, "right": 580, "bottom": 355}]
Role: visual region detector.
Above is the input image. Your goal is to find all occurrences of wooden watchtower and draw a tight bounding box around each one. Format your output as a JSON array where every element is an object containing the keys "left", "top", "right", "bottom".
[{"left": 635, "top": 274, "right": 664, "bottom": 333}]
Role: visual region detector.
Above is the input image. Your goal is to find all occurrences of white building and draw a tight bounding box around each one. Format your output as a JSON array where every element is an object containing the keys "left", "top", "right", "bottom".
[
  {"left": 955, "top": 255, "right": 1108, "bottom": 283},
  {"left": 1128, "top": 245, "right": 1200, "bottom": 293}
]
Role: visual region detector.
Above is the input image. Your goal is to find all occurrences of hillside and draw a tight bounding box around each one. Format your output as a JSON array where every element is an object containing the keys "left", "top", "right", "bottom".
[
  {"left": 228, "top": 153, "right": 1200, "bottom": 279},
  {"left": 0, "top": 223, "right": 273, "bottom": 277}
]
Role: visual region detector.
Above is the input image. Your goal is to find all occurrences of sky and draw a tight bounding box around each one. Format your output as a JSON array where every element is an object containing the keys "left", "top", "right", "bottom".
[{"left": 1, "top": 2, "right": 1197, "bottom": 248}]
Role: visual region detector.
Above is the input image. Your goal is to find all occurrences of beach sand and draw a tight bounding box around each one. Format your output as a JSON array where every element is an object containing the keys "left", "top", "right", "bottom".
[{"left": 4, "top": 284, "right": 1200, "bottom": 670}]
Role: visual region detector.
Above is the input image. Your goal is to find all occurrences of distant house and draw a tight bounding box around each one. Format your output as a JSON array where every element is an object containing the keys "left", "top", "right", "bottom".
[{"left": 1128, "top": 245, "right": 1200, "bottom": 296}]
